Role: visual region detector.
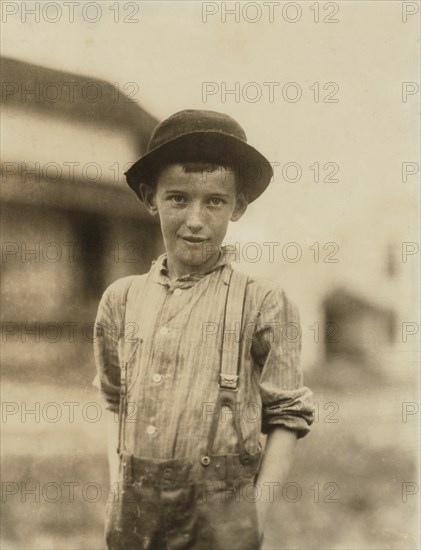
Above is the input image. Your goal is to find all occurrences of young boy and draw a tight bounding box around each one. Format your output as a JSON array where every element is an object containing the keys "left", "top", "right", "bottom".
[{"left": 94, "top": 109, "right": 314, "bottom": 550}]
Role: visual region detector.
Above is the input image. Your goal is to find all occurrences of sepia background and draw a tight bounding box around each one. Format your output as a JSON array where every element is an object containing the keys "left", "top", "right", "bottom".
[{"left": 1, "top": 1, "right": 420, "bottom": 548}]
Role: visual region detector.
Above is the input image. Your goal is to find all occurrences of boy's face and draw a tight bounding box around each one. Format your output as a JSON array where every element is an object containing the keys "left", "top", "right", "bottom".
[{"left": 141, "top": 163, "right": 247, "bottom": 278}]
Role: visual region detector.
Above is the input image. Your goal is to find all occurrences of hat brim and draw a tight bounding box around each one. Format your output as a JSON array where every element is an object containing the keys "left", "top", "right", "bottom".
[{"left": 125, "top": 132, "right": 273, "bottom": 203}]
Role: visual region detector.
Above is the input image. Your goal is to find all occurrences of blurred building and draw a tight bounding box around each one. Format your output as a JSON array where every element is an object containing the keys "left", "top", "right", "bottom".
[
  {"left": 232, "top": 193, "right": 418, "bottom": 381},
  {"left": 1, "top": 57, "right": 162, "bottom": 384},
  {"left": 320, "top": 196, "right": 419, "bottom": 381},
  {"left": 323, "top": 288, "right": 396, "bottom": 363}
]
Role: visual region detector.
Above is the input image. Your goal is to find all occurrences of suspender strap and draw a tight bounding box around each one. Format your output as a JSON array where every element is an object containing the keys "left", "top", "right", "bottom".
[
  {"left": 202, "top": 267, "right": 251, "bottom": 465},
  {"left": 117, "top": 277, "right": 136, "bottom": 456},
  {"left": 219, "top": 268, "right": 248, "bottom": 391}
]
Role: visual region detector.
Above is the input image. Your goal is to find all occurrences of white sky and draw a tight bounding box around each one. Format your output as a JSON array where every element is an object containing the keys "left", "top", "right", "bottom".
[
  {"left": 2, "top": 0, "right": 419, "bottom": 298},
  {"left": 3, "top": 1, "right": 418, "bottom": 223}
]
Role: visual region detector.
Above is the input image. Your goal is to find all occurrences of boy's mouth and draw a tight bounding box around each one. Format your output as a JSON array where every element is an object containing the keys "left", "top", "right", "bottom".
[{"left": 180, "top": 236, "right": 208, "bottom": 244}]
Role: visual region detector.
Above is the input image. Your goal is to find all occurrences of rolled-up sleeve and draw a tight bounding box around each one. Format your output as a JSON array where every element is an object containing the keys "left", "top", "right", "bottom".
[
  {"left": 252, "top": 286, "right": 314, "bottom": 438},
  {"left": 93, "top": 287, "right": 121, "bottom": 413}
]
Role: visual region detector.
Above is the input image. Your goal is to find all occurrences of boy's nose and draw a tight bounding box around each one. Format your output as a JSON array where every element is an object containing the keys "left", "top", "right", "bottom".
[{"left": 186, "top": 206, "right": 205, "bottom": 231}]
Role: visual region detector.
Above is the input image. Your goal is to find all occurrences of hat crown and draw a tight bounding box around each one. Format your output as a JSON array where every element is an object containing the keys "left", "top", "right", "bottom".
[
  {"left": 125, "top": 109, "right": 273, "bottom": 203},
  {"left": 148, "top": 109, "right": 247, "bottom": 152}
]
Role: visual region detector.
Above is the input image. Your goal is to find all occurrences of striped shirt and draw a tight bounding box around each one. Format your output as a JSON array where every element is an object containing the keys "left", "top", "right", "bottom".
[{"left": 93, "top": 246, "right": 313, "bottom": 461}]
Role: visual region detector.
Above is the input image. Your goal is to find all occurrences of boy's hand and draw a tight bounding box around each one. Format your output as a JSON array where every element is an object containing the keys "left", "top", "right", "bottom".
[
  {"left": 255, "top": 497, "right": 269, "bottom": 542},
  {"left": 255, "top": 507, "right": 266, "bottom": 547},
  {"left": 254, "top": 427, "right": 297, "bottom": 538},
  {"left": 105, "top": 408, "right": 120, "bottom": 485}
]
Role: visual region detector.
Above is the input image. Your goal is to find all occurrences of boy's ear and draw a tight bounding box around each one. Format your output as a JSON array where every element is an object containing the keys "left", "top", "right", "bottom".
[
  {"left": 230, "top": 192, "right": 248, "bottom": 222},
  {"left": 139, "top": 183, "right": 158, "bottom": 215}
]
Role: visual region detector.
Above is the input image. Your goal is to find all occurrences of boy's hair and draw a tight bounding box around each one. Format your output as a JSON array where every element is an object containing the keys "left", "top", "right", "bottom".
[{"left": 144, "top": 151, "right": 248, "bottom": 201}]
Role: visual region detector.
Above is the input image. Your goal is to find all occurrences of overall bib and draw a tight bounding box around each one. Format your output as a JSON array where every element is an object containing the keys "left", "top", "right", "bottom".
[{"left": 105, "top": 270, "right": 262, "bottom": 550}]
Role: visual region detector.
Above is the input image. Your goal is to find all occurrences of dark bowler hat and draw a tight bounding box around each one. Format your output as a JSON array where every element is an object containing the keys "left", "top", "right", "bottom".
[{"left": 125, "top": 109, "right": 273, "bottom": 203}]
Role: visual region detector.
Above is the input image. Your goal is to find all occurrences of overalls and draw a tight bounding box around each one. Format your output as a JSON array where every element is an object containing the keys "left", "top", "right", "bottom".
[{"left": 105, "top": 270, "right": 262, "bottom": 550}]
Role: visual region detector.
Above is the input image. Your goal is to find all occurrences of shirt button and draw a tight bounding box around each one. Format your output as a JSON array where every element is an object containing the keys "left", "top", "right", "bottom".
[
  {"left": 152, "top": 373, "right": 162, "bottom": 383},
  {"left": 146, "top": 425, "right": 157, "bottom": 436},
  {"left": 173, "top": 288, "right": 182, "bottom": 296},
  {"left": 159, "top": 327, "right": 170, "bottom": 335},
  {"left": 163, "top": 468, "right": 172, "bottom": 480}
]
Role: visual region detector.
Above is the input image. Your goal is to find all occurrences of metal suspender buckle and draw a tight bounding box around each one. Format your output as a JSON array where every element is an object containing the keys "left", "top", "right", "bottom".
[{"left": 219, "top": 373, "right": 239, "bottom": 391}]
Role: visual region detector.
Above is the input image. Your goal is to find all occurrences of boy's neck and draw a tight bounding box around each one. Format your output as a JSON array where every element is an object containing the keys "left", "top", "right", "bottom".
[{"left": 165, "top": 249, "right": 222, "bottom": 281}]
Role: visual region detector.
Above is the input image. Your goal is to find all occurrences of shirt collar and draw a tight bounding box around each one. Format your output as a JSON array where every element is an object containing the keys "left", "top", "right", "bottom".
[{"left": 150, "top": 244, "right": 238, "bottom": 287}]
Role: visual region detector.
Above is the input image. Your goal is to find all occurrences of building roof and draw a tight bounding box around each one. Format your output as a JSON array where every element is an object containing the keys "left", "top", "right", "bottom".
[
  {"left": 1, "top": 57, "right": 158, "bottom": 151},
  {"left": 1, "top": 57, "right": 160, "bottom": 219}
]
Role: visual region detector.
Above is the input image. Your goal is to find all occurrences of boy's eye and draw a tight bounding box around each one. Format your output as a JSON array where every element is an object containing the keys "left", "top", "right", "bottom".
[
  {"left": 171, "top": 195, "right": 186, "bottom": 204},
  {"left": 209, "top": 198, "right": 224, "bottom": 206}
]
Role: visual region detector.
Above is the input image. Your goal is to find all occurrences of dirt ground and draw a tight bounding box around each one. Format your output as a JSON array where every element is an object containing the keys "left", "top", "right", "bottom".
[{"left": 1, "top": 368, "right": 419, "bottom": 549}]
